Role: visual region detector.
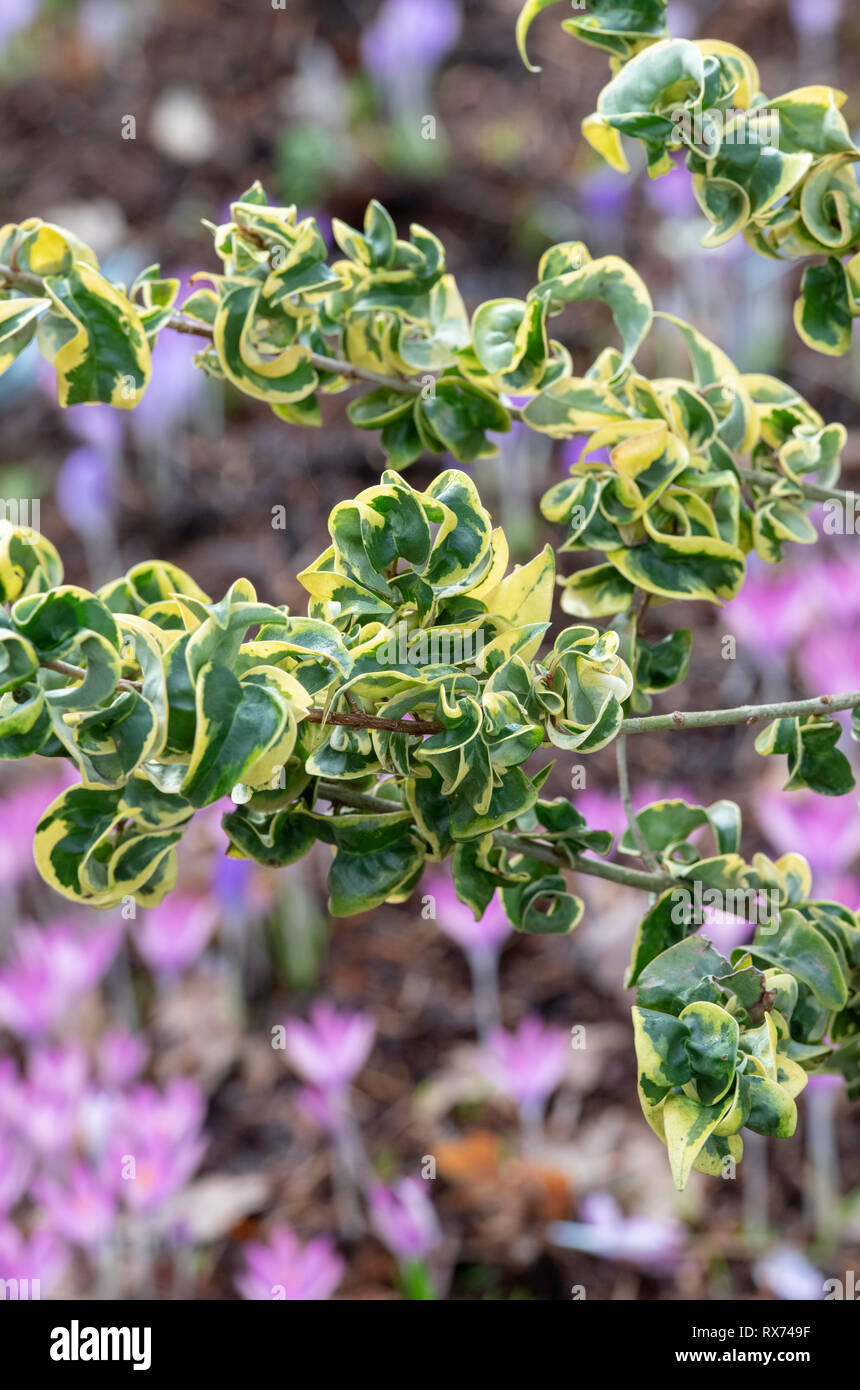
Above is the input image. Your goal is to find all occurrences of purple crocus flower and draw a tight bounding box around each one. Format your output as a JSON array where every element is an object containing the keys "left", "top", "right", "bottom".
[
  {"left": 788, "top": 0, "right": 843, "bottom": 39},
  {"left": 55, "top": 446, "right": 118, "bottom": 538},
  {"left": 549, "top": 1191, "right": 685, "bottom": 1272},
  {"left": 560, "top": 436, "right": 612, "bottom": 470},
  {"left": 282, "top": 1002, "right": 375, "bottom": 1093},
  {"left": 665, "top": 2, "right": 696, "bottom": 36},
  {"left": 0, "top": 920, "right": 121, "bottom": 1038},
  {"left": 211, "top": 854, "right": 254, "bottom": 916},
  {"left": 644, "top": 156, "right": 698, "bottom": 220},
  {"left": 134, "top": 894, "right": 219, "bottom": 977},
  {"left": 96, "top": 1029, "right": 149, "bottom": 1089},
  {"left": 360, "top": 0, "right": 461, "bottom": 82},
  {"left": 65, "top": 402, "right": 123, "bottom": 456},
  {"left": 579, "top": 167, "right": 632, "bottom": 223},
  {"left": 426, "top": 872, "right": 510, "bottom": 954},
  {"left": 482, "top": 1016, "right": 570, "bottom": 1120},
  {"left": 131, "top": 272, "right": 204, "bottom": 443},
  {"left": 33, "top": 1163, "right": 117, "bottom": 1249},
  {"left": 368, "top": 1178, "right": 442, "bottom": 1260},
  {"left": 236, "top": 1226, "right": 345, "bottom": 1301}
]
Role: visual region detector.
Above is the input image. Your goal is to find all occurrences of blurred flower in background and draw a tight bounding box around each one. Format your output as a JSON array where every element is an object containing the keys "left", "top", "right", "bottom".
[
  {"left": 369, "top": 1177, "right": 442, "bottom": 1261},
  {"left": 427, "top": 870, "right": 510, "bottom": 1039},
  {"left": 0, "top": 0, "right": 37, "bottom": 50},
  {"left": 482, "top": 1016, "right": 570, "bottom": 1134},
  {"left": 754, "top": 1246, "right": 825, "bottom": 1300},
  {"left": 0, "top": 919, "right": 120, "bottom": 1038},
  {"left": 282, "top": 1001, "right": 375, "bottom": 1095},
  {"left": 549, "top": 1191, "right": 685, "bottom": 1273},
  {"left": 134, "top": 894, "right": 219, "bottom": 978},
  {"left": 755, "top": 787, "right": 860, "bottom": 903},
  {"left": 359, "top": 0, "right": 461, "bottom": 173},
  {"left": 236, "top": 1225, "right": 345, "bottom": 1300},
  {"left": 360, "top": 0, "right": 461, "bottom": 85}
]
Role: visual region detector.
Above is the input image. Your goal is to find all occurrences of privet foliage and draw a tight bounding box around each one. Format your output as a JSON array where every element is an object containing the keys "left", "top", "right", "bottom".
[
  {"left": 0, "top": 8, "right": 858, "bottom": 1189},
  {"left": 517, "top": 0, "right": 860, "bottom": 354}
]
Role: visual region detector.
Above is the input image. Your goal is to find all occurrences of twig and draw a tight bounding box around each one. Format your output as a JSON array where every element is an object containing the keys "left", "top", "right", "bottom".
[
  {"left": 305, "top": 708, "right": 442, "bottom": 735},
  {"left": 621, "top": 690, "right": 860, "bottom": 733},
  {"left": 40, "top": 657, "right": 141, "bottom": 695},
  {"left": 315, "top": 778, "right": 673, "bottom": 894},
  {"left": 615, "top": 731, "right": 659, "bottom": 872},
  {"left": 739, "top": 467, "right": 851, "bottom": 506}
]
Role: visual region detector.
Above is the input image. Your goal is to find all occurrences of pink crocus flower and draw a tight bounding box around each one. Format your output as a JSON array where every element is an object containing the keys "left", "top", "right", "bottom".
[
  {"left": 0, "top": 1222, "right": 69, "bottom": 1295},
  {"left": 798, "top": 628, "right": 860, "bottom": 704},
  {"left": 482, "top": 1016, "right": 570, "bottom": 1121},
  {"left": 96, "top": 1029, "right": 149, "bottom": 1089},
  {"left": 425, "top": 871, "right": 509, "bottom": 1040},
  {"left": 236, "top": 1226, "right": 345, "bottom": 1301},
  {"left": 105, "top": 1079, "right": 208, "bottom": 1215},
  {"left": 698, "top": 904, "right": 755, "bottom": 955},
  {"left": 756, "top": 787, "right": 860, "bottom": 880},
  {"left": 807, "top": 554, "right": 860, "bottom": 628},
  {"left": 573, "top": 780, "right": 696, "bottom": 854},
  {"left": 820, "top": 874, "right": 860, "bottom": 912},
  {"left": 549, "top": 1191, "right": 685, "bottom": 1272},
  {"left": 294, "top": 1085, "right": 346, "bottom": 1138},
  {"left": 110, "top": 1128, "right": 207, "bottom": 1216},
  {"left": 0, "top": 919, "right": 120, "bottom": 1037},
  {"left": 805, "top": 1071, "right": 844, "bottom": 1098},
  {"left": 16, "top": 1082, "right": 79, "bottom": 1158},
  {"left": 0, "top": 775, "right": 74, "bottom": 891},
  {"left": 33, "top": 1163, "right": 117, "bottom": 1249},
  {"left": 282, "top": 1002, "right": 375, "bottom": 1093},
  {"left": 724, "top": 566, "right": 813, "bottom": 661},
  {"left": 123, "top": 1079, "right": 207, "bottom": 1147},
  {"left": 426, "top": 872, "right": 510, "bottom": 953},
  {"left": 28, "top": 1043, "right": 90, "bottom": 1099},
  {"left": 135, "top": 894, "right": 219, "bottom": 976},
  {"left": 368, "top": 1178, "right": 442, "bottom": 1261}
]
